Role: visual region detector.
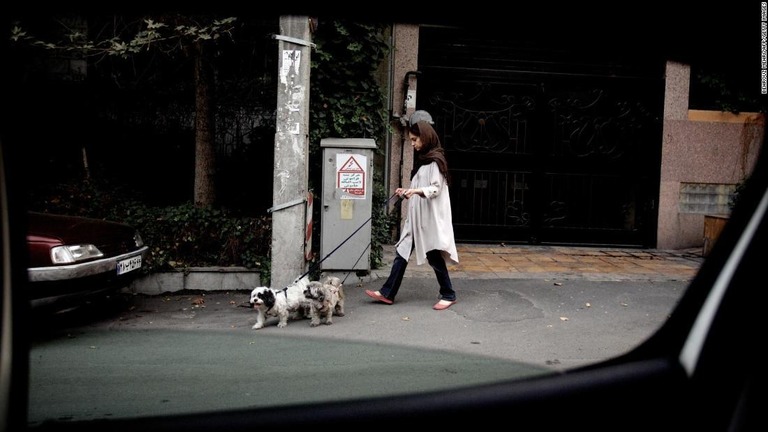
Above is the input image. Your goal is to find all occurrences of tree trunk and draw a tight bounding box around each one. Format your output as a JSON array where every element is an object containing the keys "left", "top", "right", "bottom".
[{"left": 193, "top": 41, "right": 216, "bottom": 207}]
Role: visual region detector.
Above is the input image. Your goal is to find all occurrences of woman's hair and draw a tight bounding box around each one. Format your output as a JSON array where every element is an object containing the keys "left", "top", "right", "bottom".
[{"left": 410, "top": 121, "right": 451, "bottom": 185}]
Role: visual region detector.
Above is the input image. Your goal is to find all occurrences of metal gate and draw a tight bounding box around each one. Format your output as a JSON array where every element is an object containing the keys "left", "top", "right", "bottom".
[{"left": 417, "top": 25, "right": 665, "bottom": 247}]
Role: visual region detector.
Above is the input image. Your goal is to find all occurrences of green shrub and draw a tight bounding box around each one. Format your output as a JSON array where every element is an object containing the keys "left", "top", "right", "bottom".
[{"left": 370, "top": 180, "right": 399, "bottom": 269}]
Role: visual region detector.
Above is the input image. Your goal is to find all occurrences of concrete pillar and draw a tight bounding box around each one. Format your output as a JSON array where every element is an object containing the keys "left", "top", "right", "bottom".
[
  {"left": 271, "top": 16, "right": 312, "bottom": 288},
  {"left": 389, "top": 24, "right": 420, "bottom": 233},
  {"left": 657, "top": 61, "right": 690, "bottom": 249}
]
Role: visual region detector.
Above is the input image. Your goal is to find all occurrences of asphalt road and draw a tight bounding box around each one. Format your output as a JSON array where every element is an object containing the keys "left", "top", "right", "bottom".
[{"left": 27, "top": 276, "right": 688, "bottom": 425}]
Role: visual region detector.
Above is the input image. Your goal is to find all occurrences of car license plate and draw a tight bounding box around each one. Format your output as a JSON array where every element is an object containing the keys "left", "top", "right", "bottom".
[{"left": 117, "top": 256, "right": 142, "bottom": 275}]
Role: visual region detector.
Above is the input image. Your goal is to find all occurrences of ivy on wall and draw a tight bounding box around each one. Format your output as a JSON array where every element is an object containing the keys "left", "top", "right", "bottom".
[{"left": 308, "top": 19, "right": 396, "bottom": 269}]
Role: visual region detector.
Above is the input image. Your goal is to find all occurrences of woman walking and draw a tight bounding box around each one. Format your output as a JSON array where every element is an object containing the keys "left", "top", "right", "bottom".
[{"left": 366, "top": 120, "right": 459, "bottom": 310}]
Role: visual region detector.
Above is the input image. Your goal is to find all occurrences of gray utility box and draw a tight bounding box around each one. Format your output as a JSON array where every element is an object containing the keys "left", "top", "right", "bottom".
[{"left": 320, "top": 138, "right": 377, "bottom": 271}]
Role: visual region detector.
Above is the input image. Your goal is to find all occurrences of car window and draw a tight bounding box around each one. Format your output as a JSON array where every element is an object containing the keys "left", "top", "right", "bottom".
[{"left": 2, "top": 5, "right": 764, "bottom": 432}]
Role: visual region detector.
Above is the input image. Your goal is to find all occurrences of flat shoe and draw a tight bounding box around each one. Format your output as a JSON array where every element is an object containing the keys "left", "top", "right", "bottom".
[
  {"left": 365, "top": 290, "right": 393, "bottom": 305},
  {"left": 433, "top": 300, "right": 456, "bottom": 310}
]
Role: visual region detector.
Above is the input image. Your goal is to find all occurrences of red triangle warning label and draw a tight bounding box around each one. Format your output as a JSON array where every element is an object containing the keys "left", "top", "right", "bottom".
[{"left": 339, "top": 156, "right": 363, "bottom": 172}]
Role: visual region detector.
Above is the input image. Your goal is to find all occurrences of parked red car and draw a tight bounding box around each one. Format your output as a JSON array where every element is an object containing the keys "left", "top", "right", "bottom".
[{"left": 25, "top": 211, "right": 148, "bottom": 311}]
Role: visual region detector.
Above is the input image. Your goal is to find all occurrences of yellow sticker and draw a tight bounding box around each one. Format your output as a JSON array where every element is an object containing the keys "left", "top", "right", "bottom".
[{"left": 340, "top": 199, "right": 353, "bottom": 219}]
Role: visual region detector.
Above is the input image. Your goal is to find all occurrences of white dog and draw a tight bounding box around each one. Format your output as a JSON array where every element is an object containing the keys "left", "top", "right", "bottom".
[
  {"left": 302, "top": 276, "right": 345, "bottom": 327},
  {"left": 249, "top": 275, "right": 311, "bottom": 329}
]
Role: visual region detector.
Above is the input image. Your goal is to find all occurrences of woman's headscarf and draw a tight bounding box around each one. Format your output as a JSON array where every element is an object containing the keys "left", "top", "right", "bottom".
[{"left": 410, "top": 121, "right": 451, "bottom": 185}]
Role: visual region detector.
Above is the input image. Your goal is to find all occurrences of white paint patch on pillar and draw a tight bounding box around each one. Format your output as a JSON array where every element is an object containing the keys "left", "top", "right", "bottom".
[{"left": 280, "top": 50, "right": 301, "bottom": 85}]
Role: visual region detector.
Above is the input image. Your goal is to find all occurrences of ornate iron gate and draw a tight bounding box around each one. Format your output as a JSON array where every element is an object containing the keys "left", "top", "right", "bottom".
[{"left": 417, "top": 25, "right": 665, "bottom": 247}]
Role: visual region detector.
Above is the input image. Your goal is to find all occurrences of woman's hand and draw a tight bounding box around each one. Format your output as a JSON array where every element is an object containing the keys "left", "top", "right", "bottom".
[{"left": 396, "top": 188, "right": 422, "bottom": 199}]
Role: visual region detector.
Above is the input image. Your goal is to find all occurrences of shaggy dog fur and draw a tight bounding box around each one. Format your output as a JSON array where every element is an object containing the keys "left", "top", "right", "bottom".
[
  {"left": 323, "top": 276, "right": 345, "bottom": 317},
  {"left": 302, "top": 276, "right": 345, "bottom": 326},
  {"left": 249, "top": 275, "right": 311, "bottom": 329}
]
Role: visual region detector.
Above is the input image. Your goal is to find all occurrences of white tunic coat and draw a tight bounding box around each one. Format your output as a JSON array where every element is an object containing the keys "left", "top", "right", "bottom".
[{"left": 395, "top": 161, "right": 459, "bottom": 266}]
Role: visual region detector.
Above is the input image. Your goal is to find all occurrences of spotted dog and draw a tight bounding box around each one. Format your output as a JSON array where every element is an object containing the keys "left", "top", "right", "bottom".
[{"left": 249, "top": 275, "right": 311, "bottom": 329}]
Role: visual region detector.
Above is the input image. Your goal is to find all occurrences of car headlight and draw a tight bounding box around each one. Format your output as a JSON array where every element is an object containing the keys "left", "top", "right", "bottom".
[
  {"left": 134, "top": 231, "right": 144, "bottom": 248},
  {"left": 50, "top": 244, "right": 104, "bottom": 264}
]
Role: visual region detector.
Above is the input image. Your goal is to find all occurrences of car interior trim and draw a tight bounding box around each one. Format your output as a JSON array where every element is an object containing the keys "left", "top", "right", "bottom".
[
  {"left": 0, "top": 147, "right": 12, "bottom": 432},
  {"left": 679, "top": 186, "right": 768, "bottom": 377}
]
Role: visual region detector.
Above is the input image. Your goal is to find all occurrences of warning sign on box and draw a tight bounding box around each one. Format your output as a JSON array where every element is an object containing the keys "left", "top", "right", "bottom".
[{"left": 336, "top": 154, "right": 367, "bottom": 199}]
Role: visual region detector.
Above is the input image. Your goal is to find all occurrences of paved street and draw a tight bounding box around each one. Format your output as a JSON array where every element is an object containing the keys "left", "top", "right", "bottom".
[
  {"left": 27, "top": 243, "right": 703, "bottom": 425},
  {"left": 90, "top": 277, "right": 690, "bottom": 368},
  {"left": 33, "top": 243, "right": 703, "bottom": 369}
]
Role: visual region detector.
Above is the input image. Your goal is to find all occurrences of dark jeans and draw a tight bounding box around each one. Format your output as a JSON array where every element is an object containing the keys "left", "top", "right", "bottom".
[{"left": 379, "top": 249, "right": 456, "bottom": 302}]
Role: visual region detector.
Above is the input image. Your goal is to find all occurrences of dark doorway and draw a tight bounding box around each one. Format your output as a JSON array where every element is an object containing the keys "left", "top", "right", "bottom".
[{"left": 417, "top": 25, "right": 665, "bottom": 247}]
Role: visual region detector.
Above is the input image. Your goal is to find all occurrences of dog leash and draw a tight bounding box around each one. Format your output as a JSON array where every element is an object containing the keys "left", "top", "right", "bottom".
[
  {"left": 297, "top": 192, "right": 401, "bottom": 281},
  {"left": 341, "top": 242, "right": 371, "bottom": 285}
]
